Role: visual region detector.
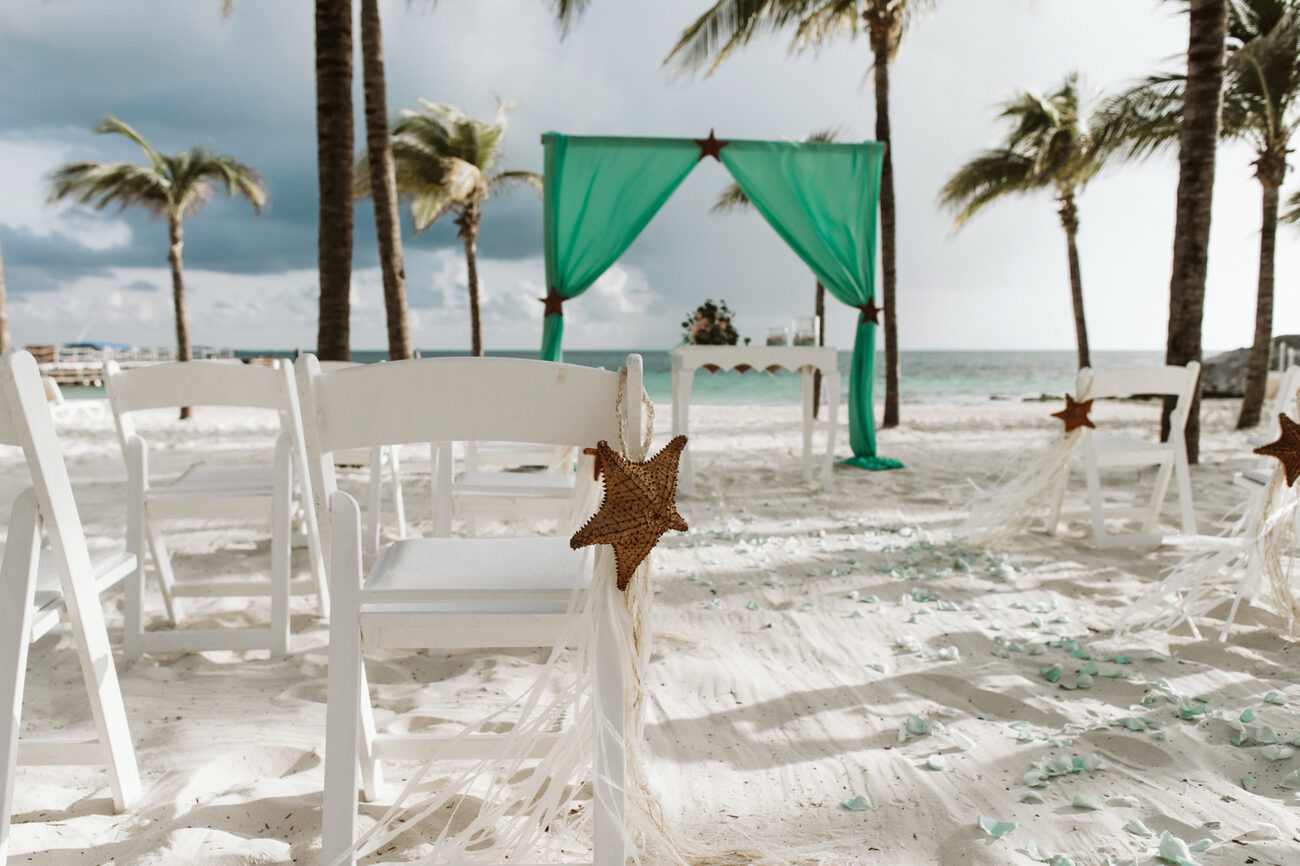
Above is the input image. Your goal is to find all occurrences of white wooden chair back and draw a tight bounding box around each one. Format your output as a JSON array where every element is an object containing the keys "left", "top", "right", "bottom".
[
  {"left": 1079, "top": 362, "right": 1201, "bottom": 435},
  {"left": 1269, "top": 364, "right": 1300, "bottom": 420},
  {"left": 297, "top": 355, "right": 640, "bottom": 527},
  {"left": 104, "top": 359, "right": 299, "bottom": 450}
]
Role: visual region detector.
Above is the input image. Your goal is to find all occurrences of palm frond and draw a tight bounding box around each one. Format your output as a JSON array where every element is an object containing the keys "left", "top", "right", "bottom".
[
  {"left": 47, "top": 161, "right": 170, "bottom": 217},
  {"left": 94, "top": 115, "right": 168, "bottom": 175},
  {"left": 487, "top": 169, "right": 542, "bottom": 197},
  {"left": 712, "top": 183, "right": 751, "bottom": 213},
  {"left": 938, "top": 149, "right": 1040, "bottom": 230},
  {"left": 665, "top": 0, "right": 802, "bottom": 77},
  {"left": 546, "top": 0, "right": 590, "bottom": 36},
  {"left": 1282, "top": 184, "right": 1300, "bottom": 224}
]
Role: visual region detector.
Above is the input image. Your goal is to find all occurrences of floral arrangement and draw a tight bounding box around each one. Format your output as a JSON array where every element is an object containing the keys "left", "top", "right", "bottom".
[{"left": 681, "top": 299, "right": 739, "bottom": 346}]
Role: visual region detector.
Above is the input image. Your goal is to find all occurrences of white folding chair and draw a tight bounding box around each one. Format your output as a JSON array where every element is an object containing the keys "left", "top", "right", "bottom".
[
  {"left": 317, "top": 362, "right": 406, "bottom": 555},
  {"left": 1047, "top": 362, "right": 1200, "bottom": 548},
  {"left": 0, "top": 350, "right": 139, "bottom": 865},
  {"left": 296, "top": 354, "right": 638, "bottom": 866},
  {"left": 430, "top": 440, "right": 579, "bottom": 537},
  {"left": 103, "top": 360, "right": 325, "bottom": 659}
]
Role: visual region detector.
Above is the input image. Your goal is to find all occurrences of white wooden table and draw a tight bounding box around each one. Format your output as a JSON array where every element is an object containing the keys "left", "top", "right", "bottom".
[{"left": 670, "top": 345, "right": 840, "bottom": 492}]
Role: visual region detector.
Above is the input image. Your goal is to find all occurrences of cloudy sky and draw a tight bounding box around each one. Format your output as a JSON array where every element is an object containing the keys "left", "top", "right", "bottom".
[{"left": 0, "top": 0, "right": 1291, "bottom": 354}]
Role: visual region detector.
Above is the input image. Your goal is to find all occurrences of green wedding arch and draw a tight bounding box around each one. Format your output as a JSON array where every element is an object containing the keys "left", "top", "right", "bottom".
[{"left": 538, "top": 132, "right": 900, "bottom": 471}]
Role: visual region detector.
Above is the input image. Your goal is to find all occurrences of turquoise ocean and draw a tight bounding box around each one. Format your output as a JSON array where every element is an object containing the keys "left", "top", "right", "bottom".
[{"left": 205, "top": 348, "right": 1164, "bottom": 406}]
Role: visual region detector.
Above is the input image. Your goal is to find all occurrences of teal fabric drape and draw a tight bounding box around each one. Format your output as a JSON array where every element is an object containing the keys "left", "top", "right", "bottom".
[
  {"left": 719, "top": 140, "right": 901, "bottom": 469},
  {"left": 541, "top": 134, "right": 701, "bottom": 362}
]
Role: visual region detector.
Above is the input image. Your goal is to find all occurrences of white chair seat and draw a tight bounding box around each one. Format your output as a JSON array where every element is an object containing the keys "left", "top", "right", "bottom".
[
  {"left": 364, "top": 537, "right": 591, "bottom": 604},
  {"left": 31, "top": 550, "right": 134, "bottom": 614}
]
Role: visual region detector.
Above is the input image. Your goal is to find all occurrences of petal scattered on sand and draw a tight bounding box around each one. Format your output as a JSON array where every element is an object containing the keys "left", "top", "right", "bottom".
[{"left": 977, "top": 815, "right": 1017, "bottom": 837}]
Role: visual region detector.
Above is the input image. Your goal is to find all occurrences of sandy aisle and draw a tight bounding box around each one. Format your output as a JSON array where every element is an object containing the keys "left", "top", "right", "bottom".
[{"left": 8, "top": 398, "right": 1300, "bottom": 865}]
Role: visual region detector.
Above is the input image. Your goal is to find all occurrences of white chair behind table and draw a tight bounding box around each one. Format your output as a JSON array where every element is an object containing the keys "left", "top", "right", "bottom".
[
  {"left": 316, "top": 361, "right": 406, "bottom": 554},
  {"left": 1047, "top": 362, "right": 1200, "bottom": 548},
  {"left": 1, "top": 350, "right": 139, "bottom": 865},
  {"left": 296, "top": 353, "right": 637, "bottom": 866},
  {"left": 103, "top": 359, "right": 325, "bottom": 660},
  {"left": 431, "top": 439, "right": 579, "bottom": 538}
]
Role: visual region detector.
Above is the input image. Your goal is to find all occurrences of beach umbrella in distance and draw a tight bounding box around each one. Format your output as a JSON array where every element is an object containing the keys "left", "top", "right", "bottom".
[
  {"left": 355, "top": 100, "right": 541, "bottom": 358},
  {"left": 1104, "top": 0, "right": 1300, "bottom": 430},
  {"left": 939, "top": 72, "right": 1111, "bottom": 372},
  {"left": 667, "top": 0, "right": 938, "bottom": 430},
  {"left": 713, "top": 128, "right": 842, "bottom": 417},
  {"left": 48, "top": 116, "right": 268, "bottom": 419}
]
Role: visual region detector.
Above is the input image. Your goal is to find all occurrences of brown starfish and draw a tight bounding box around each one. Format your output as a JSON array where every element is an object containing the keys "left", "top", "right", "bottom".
[
  {"left": 540, "top": 289, "right": 565, "bottom": 317},
  {"left": 857, "top": 300, "right": 883, "bottom": 325},
  {"left": 695, "top": 130, "right": 729, "bottom": 162},
  {"left": 570, "top": 436, "right": 689, "bottom": 590},
  {"left": 1051, "top": 395, "right": 1095, "bottom": 432},
  {"left": 1254, "top": 412, "right": 1300, "bottom": 487}
]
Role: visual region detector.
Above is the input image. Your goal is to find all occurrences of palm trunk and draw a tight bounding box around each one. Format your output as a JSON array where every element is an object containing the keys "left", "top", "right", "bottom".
[
  {"left": 1238, "top": 158, "right": 1284, "bottom": 429},
  {"left": 1162, "top": 0, "right": 1228, "bottom": 460},
  {"left": 360, "top": 0, "right": 411, "bottom": 362},
  {"left": 0, "top": 241, "right": 10, "bottom": 355},
  {"left": 314, "top": 0, "right": 353, "bottom": 362},
  {"left": 167, "top": 214, "right": 192, "bottom": 420},
  {"left": 1058, "top": 192, "right": 1090, "bottom": 370},
  {"left": 870, "top": 18, "right": 901, "bottom": 429},
  {"left": 458, "top": 207, "right": 484, "bottom": 357},
  {"left": 813, "top": 279, "right": 825, "bottom": 419}
]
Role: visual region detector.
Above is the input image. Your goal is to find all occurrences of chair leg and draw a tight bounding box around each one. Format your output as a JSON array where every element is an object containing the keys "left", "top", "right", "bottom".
[
  {"left": 366, "top": 446, "right": 383, "bottom": 556},
  {"left": 145, "top": 523, "right": 182, "bottom": 626},
  {"left": 322, "top": 491, "right": 364, "bottom": 866},
  {"left": 1175, "top": 448, "right": 1197, "bottom": 536},
  {"left": 592, "top": 565, "right": 626, "bottom": 866},
  {"left": 357, "top": 663, "right": 384, "bottom": 803},
  {"left": 1146, "top": 458, "right": 1176, "bottom": 534},
  {"left": 1084, "top": 439, "right": 1110, "bottom": 547},
  {"left": 1, "top": 493, "right": 41, "bottom": 864},
  {"left": 388, "top": 447, "right": 406, "bottom": 541},
  {"left": 125, "top": 442, "right": 147, "bottom": 662},
  {"left": 270, "top": 439, "right": 293, "bottom": 659},
  {"left": 1045, "top": 472, "right": 1068, "bottom": 536}
]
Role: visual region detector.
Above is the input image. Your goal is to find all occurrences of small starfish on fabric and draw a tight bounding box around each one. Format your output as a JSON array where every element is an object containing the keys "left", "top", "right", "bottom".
[
  {"left": 570, "top": 435, "right": 689, "bottom": 591},
  {"left": 1254, "top": 412, "right": 1300, "bottom": 487},
  {"left": 857, "top": 301, "right": 883, "bottom": 325},
  {"left": 695, "top": 130, "right": 729, "bottom": 162},
  {"left": 1051, "top": 395, "right": 1095, "bottom": 432},
  {"left": 539, "top": 289, "right": 565, "bottom": 317}
]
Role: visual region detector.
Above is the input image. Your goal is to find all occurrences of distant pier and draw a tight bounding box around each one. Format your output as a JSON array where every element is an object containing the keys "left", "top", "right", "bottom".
[{"left": 26, "top": 344, "right": 237, "bottom": 387}]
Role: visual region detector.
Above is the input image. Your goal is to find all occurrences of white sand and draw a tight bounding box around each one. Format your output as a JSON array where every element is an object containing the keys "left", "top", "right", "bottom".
[{"left": 8, "top": 398, "right": 1300, "bottom": 865}]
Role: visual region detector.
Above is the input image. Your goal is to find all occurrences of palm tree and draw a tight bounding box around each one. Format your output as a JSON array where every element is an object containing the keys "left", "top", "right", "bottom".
[
  {"left": 940, "top": 74, "right": 1109, "bottom": 370},
  {"left": 356, "top": 101, "right": 540, "bottom": 357},
  {"left": 1161, "top": 0, "right": 1229, "bottom": 463},
  {"left": 49, "top": 116, "right": 267, "bottom": 419},
  {"left": 713, "top": 128, "right": 841, "bottom": 416},
  {"left": 667, "top": 0, "right": 935, "bottom": 429},
  {"left": 315, "top": 0, "right": 353, "bottom": 362},
  {"left": 360, "top": 0, "right": 411, "bottom": 361},
  {"left": 0, "top": 241, "right": 9, "bottom": 355},
  {"left": 1106, "top": 0, "right": 1300, "bottom": 429},
  {"left": 354, "top": 0, "right": 589, "bottom": 362}
]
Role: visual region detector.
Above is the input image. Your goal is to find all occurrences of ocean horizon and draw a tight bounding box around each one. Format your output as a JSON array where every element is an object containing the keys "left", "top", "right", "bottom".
[{"left": 178, "top": 348, "right": 1179, "bottom": 407}]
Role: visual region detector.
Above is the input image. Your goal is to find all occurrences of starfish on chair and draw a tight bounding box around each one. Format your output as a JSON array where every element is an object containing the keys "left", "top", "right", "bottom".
[
  {"left": 1254, "top": 413, "right": 1300, "bottom": 487},
  {"left": 570, "top": 436, "right": 689, "bottom": 590},
  {"left": 1051, "top": 395, "right": 1094, "bottom": 433}
]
